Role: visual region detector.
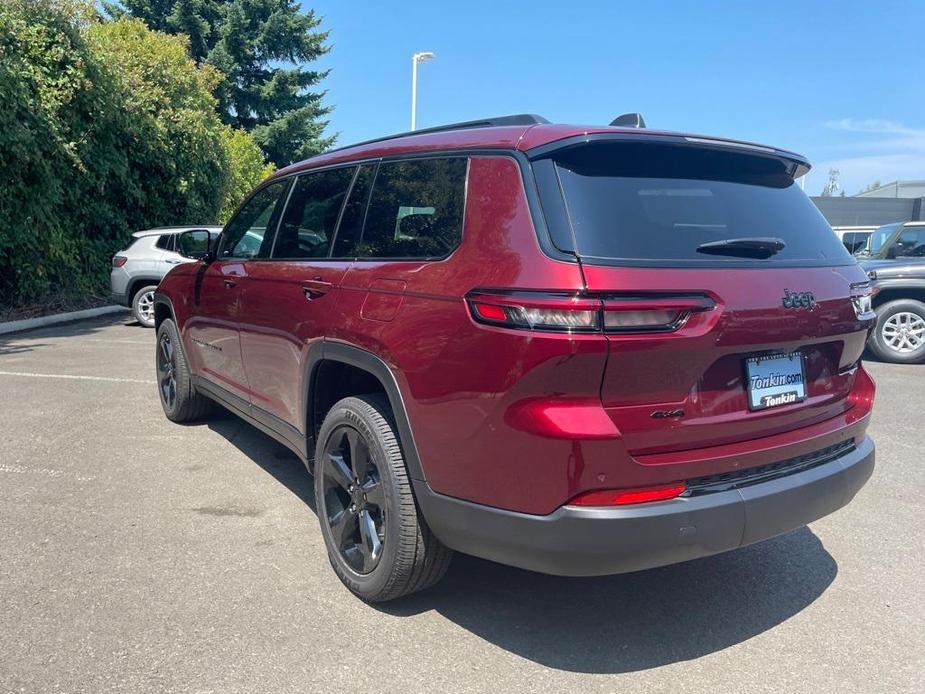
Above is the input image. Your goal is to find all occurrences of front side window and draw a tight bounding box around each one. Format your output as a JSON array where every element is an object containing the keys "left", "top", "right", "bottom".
[
  {"left": 358, "top": 158, "right": 467, "bottom": 259},
  {"left": 894, "top": 229, "right": 925, "bottom": 257},
  {"left": 273, "top": 167, "right": 355, "bottom": 259},
  {"left": 219, "top": 181, "right": 288, "bottom": 259}
]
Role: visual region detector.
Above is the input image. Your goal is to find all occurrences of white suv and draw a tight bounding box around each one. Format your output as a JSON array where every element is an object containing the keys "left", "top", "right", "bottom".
[{"left": 111, "top": 226, "right": 221, "bottom": 327}]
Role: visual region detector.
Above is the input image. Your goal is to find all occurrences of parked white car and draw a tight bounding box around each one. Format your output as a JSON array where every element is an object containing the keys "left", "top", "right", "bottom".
[
  {"left": 832, "top": 225, "right": 878, "bottom": 255},
  {"left": 111, "top": 226, "right": 222, "bottom": 327}
]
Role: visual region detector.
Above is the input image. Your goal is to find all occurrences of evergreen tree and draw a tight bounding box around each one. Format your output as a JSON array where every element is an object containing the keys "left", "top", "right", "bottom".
[{"left": 104, "top": 0, "right": 333, "bottom": 165}]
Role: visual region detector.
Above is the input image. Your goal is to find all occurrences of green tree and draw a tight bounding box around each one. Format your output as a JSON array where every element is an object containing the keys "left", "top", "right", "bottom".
[
  {"left": 104, "top": 0, "right": 334, "bottom": 165},
  {"left": 218, "top": 127, "right": 275, "bottom": 222}
]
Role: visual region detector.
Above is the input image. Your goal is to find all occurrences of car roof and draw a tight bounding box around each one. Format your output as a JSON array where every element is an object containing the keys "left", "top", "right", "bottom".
[
  {"left": 274, "top": 117, "right": 810, "bottom": 179},
  {"left": 132, "top": 226, "right": 223, "bottom": 238}
]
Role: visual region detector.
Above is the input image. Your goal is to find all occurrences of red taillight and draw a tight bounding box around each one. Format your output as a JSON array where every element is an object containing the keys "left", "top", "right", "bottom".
[
  {"left": 568, "top": 482, "right": 687, "bottom": 506},
  {"left": 112, "top": 256, "right": 128, "bottom": 268},
  {"left": 468, "top": 292, "right": 601, "bottom": 332},
  {"left": 467, "top": 291, "right": 714, "bottom": 334},
  {"left": 602, "top": 296, "right": 714, "bottom": 332}
]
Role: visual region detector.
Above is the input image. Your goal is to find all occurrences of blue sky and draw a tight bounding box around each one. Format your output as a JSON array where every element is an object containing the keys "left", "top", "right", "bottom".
[{"left": 305, "top": 1, "right": 923, "bottom": 195}]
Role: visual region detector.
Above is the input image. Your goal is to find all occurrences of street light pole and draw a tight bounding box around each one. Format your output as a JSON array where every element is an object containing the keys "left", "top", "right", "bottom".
[{"left": 411, "top": 51, "right": 435, "bottom": 131}]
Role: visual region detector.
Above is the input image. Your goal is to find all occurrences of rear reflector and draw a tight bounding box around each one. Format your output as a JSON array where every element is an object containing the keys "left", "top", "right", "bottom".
[{"left": 568, "top": 482, "right": 687, "bottom": 506}]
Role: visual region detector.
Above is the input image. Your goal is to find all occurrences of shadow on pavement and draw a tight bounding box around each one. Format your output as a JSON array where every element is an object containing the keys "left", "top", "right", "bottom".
[
  {"left": 0, "top": 312, "right": 135, "bottom": 356},
  {"left": 205, "top": 412, "right": 317, "bottom": 513},
  {"left": 200, "top": 410, "right": 837, "bottom": 675}
]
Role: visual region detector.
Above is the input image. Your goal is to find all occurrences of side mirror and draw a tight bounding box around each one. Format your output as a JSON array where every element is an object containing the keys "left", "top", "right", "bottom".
[
  {"left": 886, "top": 245, "right": 897, "bottom": 259},
  {"left": 177, "top": 229, "right": 213, "bottom": 260}
]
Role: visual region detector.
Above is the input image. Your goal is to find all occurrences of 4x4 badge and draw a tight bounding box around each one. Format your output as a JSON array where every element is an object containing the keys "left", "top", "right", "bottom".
[{"left": 782, "top": 289, "right": 816, "bottom": 309}]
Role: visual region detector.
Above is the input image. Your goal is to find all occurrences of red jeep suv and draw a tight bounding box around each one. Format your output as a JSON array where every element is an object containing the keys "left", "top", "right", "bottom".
[{"left": 154, "top": 114, "right": 877, "bottom": 602}]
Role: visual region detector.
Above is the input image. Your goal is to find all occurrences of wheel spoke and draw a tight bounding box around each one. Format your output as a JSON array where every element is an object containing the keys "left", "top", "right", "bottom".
[
  {"left": 357, "top": 509, "right": 382, "bottom": 571},
  {"left": 346, "top": 429, "right": 370, "bottom": 480},
  {"left": 361, "top": 476, "right": 385, "bottom": 509},
  {"left": 326, "top": 452, "right": 353, "bottom": 491},
  {"left": 328, "top": 508, "right": 357, "bottom": 550}
]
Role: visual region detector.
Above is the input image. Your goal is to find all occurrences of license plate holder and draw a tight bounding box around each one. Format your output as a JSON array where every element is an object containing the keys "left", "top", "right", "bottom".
[{"left": 745, "top": 352, "right": 806, "bottom": 411}]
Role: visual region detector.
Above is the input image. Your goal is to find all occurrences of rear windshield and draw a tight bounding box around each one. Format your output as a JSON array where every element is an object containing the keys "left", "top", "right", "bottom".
[{"left": 543, "top": 142, "right": 851, "bottom": 266}]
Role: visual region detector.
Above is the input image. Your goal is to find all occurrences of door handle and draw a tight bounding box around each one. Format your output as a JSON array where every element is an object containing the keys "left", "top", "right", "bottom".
[
  {"left": 165, "top": 259, "right": 182, "bottom": 265},
  {"left": 302, "top": 279, "right": 333, "bottom": 300},
  {"left": 223, "top": 279, "right": 237, "bottom": 289}
]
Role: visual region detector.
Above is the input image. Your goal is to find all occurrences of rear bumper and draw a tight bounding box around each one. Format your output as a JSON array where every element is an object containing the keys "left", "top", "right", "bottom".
[
  {"left": 110, "top": 268, "right": 130, "bottom": 306},
  {"left": 415, "top": 436, "right": 874, "bottom": 576}
]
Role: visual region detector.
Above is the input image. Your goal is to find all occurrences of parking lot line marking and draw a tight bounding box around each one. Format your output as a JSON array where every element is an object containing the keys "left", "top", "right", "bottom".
[{"left": 0, "top": 370, "right": 155, "bottom": 384}]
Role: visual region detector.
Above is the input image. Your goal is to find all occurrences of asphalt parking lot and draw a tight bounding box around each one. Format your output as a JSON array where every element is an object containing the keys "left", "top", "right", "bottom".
[{"left": 1, "top": 313, "right": 923, "bottom": 693}]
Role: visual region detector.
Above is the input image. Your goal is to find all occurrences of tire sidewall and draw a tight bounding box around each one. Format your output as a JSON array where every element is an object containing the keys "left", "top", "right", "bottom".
[
  {"left": 870, "top": 299, "right": 925, "bottom": 364},
  {"left": 314, "top": 398, "right": 403, "bottom": 598},
  {"left": 133, "top": 285, "right": 158, "bottom": 328}
]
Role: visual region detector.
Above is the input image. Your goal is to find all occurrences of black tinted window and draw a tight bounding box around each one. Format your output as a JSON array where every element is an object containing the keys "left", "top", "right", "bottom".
[
  {"left": 548, "top": 143, "right": 851, "bottom": 265},
  {"left": 842, "top": 232, "right": 871, "bottom": 254},
  {"left": 358, "top": 158, "right": 467, "bottom": 259},
  {"left": 155, "top": 235, "right": 174, "bottom": 251},
  {"left": 220, "top": 181, "right": 288, "bottom": 259},
  {"left": 333, "top": 164, "right": 375, "bottom": 258},
  {"left": 273, "top": 167, "right": 354, "bottom": 259},
  {"left": 895, "top": 229, "right": 925, "bottom": 257}
]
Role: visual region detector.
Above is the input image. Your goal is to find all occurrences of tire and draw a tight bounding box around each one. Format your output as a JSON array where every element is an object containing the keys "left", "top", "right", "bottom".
[
  {"left": 155, "top": 318, "right": 213, "bottom": 422},
  {"left": 868, "top": 299, "right": 925, "bottom": 364},
  {"left": 132, "top": 284, "right": 158, "bottom": 328},
  {"left": 314, "top": 395, "right": 452, "bottom": 602}
]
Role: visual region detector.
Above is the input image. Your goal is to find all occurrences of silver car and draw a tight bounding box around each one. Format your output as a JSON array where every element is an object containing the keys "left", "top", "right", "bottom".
[{"left": 111, "top": 226, "right": 222, "bottom": 327}]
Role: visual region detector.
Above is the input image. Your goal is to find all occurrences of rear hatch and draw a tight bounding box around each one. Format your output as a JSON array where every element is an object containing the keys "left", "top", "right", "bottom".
[{"left": 533, "top": 138, "right": 872, "bottom": 457}]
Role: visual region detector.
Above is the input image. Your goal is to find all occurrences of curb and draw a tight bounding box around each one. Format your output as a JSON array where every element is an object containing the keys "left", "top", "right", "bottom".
[{"left": 0, "top": 305, "right": 129, "bottom": 336}]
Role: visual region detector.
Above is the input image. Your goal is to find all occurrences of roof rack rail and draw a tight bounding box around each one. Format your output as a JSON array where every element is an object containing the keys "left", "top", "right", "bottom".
[{"left": 325, "top": 114, "right": 549, "bottom": 154}]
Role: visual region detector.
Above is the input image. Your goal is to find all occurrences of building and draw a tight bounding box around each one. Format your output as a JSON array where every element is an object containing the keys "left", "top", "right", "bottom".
[
  {"left": 855, "top": 180, "right": 925, "bottom": 199},
  {"left": 811, "top": 180, "right": 925, "bottom": 227}
]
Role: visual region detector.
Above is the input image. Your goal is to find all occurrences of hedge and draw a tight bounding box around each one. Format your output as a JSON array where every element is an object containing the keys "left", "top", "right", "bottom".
[{"left": 0, "top": 0, "right": 271, "bottom": 309}]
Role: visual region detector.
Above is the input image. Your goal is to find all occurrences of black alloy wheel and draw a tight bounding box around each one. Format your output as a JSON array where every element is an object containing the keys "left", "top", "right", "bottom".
[
  {"left": 157, "top": 331, "right": 177, "bottom": 411},
  {"left": 321, "top": 425, "right": 387, "bottom": 574}
]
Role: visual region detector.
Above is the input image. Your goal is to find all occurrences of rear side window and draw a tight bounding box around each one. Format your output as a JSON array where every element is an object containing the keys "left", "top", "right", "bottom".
[
  {"left": 543, "top": 142, "right": 851, "bottom": 266},
  {"left": 273, "top": 167, "right": 355, "bottom": 259},
  {"left": 358, "top": 158, "right": 467, "bottom": 259},
  {"left": 155, "top": 235, "right": 175, "bottom": 251}
]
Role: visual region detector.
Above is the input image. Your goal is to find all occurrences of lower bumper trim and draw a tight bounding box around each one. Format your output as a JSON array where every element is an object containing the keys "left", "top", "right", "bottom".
[{"left": 414, "top": 436, "right": 874, "bottom": 577}]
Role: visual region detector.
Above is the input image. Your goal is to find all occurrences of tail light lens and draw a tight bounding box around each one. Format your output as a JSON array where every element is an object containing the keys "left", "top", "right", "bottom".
[
  {"left": 602, "top": 296, "right": 714, "bottom": 333},
  {"left": 468, "top": 291, "right": 714, "bottom": 334},
  {"left": 569, "top": 482, "right": 687, "bottom": 506},
  {"left": 112, "top": 256, "right": 128, "bottom": 268},
  {"left": 850, "top": 282, "right": 875, "bottom": 320},
  {"left": 469, "top": 292, "right": 601, "bottom": 332}
]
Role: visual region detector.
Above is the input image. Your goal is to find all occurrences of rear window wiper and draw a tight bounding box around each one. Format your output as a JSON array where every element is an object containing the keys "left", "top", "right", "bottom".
[{"left": 696, "top": 237, "right": 786, "bottom": 259}]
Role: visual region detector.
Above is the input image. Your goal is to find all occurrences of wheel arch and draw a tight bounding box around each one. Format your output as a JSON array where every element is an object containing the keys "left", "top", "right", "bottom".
[
  {"left": 152, "top": 293, "right": 176, "bottom": 332},
  {"left": 127, "top": 277, "right": 163, "bottom": 305},
  {"left": 872, "top": 286, "right": 925, "bottom": 309},
  {"left": 305, "top": 341, "right": 427, "bottom": 483}
]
